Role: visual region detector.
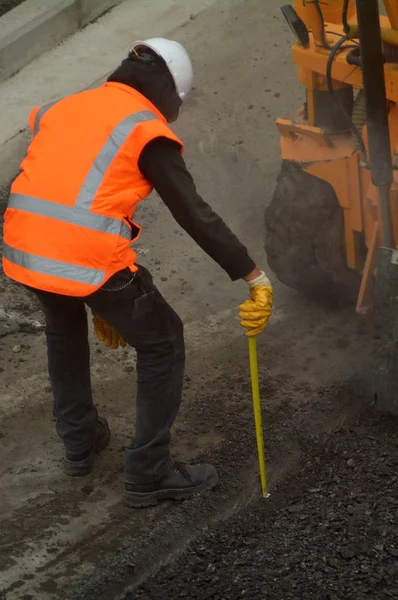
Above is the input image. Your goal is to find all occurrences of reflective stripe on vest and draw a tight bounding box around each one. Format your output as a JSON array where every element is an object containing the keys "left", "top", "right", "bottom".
[
  {"left": 33, "top": 101, "right": 59, "bottom": 136},
  {"left": 3, "top": 243, "right": 105, "bottom": 285},
  {"left": 7, "top": 109, "right": 159, "bottom": 284},
  {"left": 8, "top": 194, "right": 132, "bottom": 240},
  {"left": 75, "top": 110, "right": 157, "bottom": 211}
]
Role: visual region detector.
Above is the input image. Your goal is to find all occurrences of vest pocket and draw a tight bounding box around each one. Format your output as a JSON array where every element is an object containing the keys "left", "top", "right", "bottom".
[{"left": 125, "top": 216, "right": 141, "bottom": 243}]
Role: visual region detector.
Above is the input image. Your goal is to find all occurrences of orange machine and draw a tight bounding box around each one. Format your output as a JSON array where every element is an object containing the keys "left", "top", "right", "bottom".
[{"left": 265, "top": 0, "right": 398, "bottom": 413}]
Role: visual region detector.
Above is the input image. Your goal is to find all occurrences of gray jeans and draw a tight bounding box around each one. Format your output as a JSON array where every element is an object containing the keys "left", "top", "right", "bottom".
[{"left": 31, "top": 267, "right": 185, "bottom": 483}]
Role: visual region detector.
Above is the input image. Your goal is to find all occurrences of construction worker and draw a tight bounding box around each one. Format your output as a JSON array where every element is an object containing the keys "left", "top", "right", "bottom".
[{"left": 2, "top": 38, "right": 273, "bottom": 508}]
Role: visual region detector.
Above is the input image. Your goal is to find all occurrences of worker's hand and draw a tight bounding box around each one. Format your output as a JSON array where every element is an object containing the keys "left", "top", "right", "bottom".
[
  {"left": 239, "top": 271, "right": 273, "bottom": 337},
  {"left": 91, "top": 311, "right": 126, "bottom": 350}
]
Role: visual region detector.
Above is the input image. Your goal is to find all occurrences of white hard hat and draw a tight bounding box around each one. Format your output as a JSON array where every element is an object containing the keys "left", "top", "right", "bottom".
[{"left": 129, "top": 38, "right": 193, "bottom": 101}]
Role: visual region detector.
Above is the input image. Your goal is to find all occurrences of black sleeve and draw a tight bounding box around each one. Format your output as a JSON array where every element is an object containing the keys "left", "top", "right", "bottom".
[{"left": 138, "top": 137, "right": 256, "bottom": 281}]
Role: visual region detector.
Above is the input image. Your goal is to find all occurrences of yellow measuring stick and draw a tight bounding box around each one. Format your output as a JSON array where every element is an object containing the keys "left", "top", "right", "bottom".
[{"left": 248, "top": 336, "right": 269, "bottom": 499}]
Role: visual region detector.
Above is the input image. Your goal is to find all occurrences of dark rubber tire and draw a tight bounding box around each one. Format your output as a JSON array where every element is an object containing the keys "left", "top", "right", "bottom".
[{"left": 265, "top": 160, "right": 359, "bottom": 300}]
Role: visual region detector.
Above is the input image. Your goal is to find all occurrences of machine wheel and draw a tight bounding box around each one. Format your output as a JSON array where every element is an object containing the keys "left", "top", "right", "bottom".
[{"left": 265, "top": 161, "right": 358, "bottom": 299}]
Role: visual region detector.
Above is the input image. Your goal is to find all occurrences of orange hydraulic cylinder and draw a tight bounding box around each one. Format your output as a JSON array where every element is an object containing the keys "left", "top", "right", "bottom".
[
  {"left": 384, "top": 0, "right": 398, "bottom": 30},
  {"left": 293, "top": 0, "right": 325, "bottom": 48}
]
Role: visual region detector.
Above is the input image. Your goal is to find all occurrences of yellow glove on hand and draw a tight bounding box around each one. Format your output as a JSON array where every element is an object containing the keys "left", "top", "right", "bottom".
[
  {"left": 239, "top": 272, "right": 273, "bottom": 337},
  {"left": 91, "top": 311, "right": 126, "bottom": 350}
]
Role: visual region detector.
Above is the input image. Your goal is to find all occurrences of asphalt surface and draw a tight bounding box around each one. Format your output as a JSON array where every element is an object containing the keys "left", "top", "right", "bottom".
[
  {"left": 130, "top": 382, "right": 398, "bottom": 600},
  {"left": 1, "top": 0, "right": 397, "bottom": 599}
]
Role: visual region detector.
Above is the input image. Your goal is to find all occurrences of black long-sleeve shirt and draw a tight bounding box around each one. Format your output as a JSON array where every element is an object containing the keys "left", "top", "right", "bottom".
[{"left": 138, "top": 138, "right": 256, "bottom": 281}]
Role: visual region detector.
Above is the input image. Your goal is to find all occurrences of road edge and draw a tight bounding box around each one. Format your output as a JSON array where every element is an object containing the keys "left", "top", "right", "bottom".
[{"left": 0, "top": 0, "right": 126, "bottom": 83}]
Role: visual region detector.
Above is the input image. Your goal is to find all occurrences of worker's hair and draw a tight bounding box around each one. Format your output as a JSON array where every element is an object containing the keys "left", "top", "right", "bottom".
[{"left": 128, "top": 46, "right": 165, "bottom": 66}]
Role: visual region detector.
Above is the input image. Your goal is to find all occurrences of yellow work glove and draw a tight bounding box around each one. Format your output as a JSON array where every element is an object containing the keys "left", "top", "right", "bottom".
[
  {"left": 239, "top": 272, "right": 273, "bottom": 337},
  {"left": 91, "top": 311, "right": 126, "bottom": 350}
]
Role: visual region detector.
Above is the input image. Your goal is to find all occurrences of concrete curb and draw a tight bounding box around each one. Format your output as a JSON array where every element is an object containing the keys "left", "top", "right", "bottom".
[{"left": 0, "top": 0, "right": 125, "bottom": 83}]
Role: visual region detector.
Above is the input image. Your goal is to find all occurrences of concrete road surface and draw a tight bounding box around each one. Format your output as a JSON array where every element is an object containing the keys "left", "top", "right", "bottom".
[{"left": 1, "top": 0, "right": 394, "bottom": 599}]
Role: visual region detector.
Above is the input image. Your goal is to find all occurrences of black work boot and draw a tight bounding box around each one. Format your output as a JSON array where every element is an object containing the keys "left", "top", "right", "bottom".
[
  {"left": 124, "top": 462, "right": 219, "bottom": 508},
  {"left": 63, "top": 417, "right": 111, "bottom": 476}
]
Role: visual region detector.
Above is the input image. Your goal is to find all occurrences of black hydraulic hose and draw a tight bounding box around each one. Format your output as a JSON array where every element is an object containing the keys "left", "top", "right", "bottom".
[
  {"left": 310, "top": 0, "right": 331, "bottom": 49},
  {"left": 356, "top": 0, "right": 394, "bottom": 247},
  {"left": 342, "top": 0, "right": 350, "bottom": 34},
  {"left": 355, "top": 0, "right": 393, "bottom": 187},
  {"left": 326, "top": 35, "right": 367, "bottom": 161}
]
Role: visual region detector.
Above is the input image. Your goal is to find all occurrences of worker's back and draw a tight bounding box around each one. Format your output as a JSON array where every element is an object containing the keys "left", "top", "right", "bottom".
[
  {"left": 15, "top": 83, "right": 165, "bottom": 212},
  {"left": 3, "top": 83, "right": 181, "bottom": 296}
]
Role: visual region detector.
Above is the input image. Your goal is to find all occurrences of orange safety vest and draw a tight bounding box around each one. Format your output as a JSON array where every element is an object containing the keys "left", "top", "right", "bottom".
[{"left": 2, "top": 82, "right": 183, "bottom": 296}]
